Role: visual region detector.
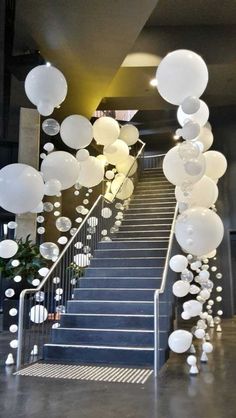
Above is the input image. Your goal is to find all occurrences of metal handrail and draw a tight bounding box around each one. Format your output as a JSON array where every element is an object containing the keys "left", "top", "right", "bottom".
[
  {"left": 16, "top": 139, "right": 146, "bottom": 369},
  {"left": 154, "top": 202, "right": 179, "bottom": 377},
  {"left": 143, "top": 153, "right": 166, "bottom": 159}
]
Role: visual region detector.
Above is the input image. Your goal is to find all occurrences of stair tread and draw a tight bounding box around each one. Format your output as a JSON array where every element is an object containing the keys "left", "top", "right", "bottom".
[
  {"left": 57, "top": 327, "right": 154, "bottom": 333},
  {"left": 45, "top": 343, "right": 154, "bottom": 351},
  {"left": 62, "top": 313, "right": 155, "bottom": 317}
]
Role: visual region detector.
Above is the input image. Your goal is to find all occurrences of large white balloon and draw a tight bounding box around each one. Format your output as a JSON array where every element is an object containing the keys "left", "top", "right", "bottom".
[
  {"left": 169, "top": 255, "right": 188, "bottom": 272},
  {"left": 177, "top": 100, "right": 209, "bottom": 127},
  {"left": 41, "top": 151, "right": 80, "bottom": 190},
  {"left": 111, "top": 174, "right": 134, "bottom": 200},
  {"left": 0, "top": 240, "right": 18, "bottom": 258},
  {"left": 116, "top": 155, "right": 138, "bottom": 177},
  {"left": 204, "top": 151, "right": 227, "bottom": 180},
  {"left": 175, "top": 207, "right": 224, "bottom": 256},
  {"left": 163, "top": 146, "right": 206, "bottom": 186},
  {"left": 60, "top": 115, "right": 93, "bottom": 149},
  {"left": 103, "top": 140, "right": 129, "bottom": 165},
  {"left": 175, "top": 176, "right": 218, "bottom": 209},
  {"left": 196, "top": 127, "right": 213, "bottom": 152},
  {"left": 172, "top": 280, "right": 190, "bottom": 297},
  {"left": 93, "top": 116, "right": 120, "bottom": 146},
  {"left": 0, "top": 163, "right": 44, "bottom": 214},
  {"left": 25, "top": 65, "right": 67, "bottom": 116},
  {"left": 168, "top": 329, "right": 193, "bottom": 353},
  {"left": 77, "top": 156, "right": 104, "bottom": 188},
  {"left": 119, "top": 124, "right": 139, "bottom": 146},
  {"left": 156, "top": 50, "right": 208, "bottom": 105}
]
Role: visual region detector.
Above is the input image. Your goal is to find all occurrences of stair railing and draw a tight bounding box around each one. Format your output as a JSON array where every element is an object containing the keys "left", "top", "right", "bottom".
[
  {"left": 16, "top": 139, "right": 145, "bottom": 370},
  {"left": 143, "top": 153, "right": 166, "bottom": 170},
  {"left": 154, "top": 202, "right": 179, "bottom": 376}
]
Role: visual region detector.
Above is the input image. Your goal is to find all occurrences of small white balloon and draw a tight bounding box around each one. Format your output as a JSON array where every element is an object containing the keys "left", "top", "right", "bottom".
[
  {"left": 7, "top": 221, "right": 17, "bottom": 229},
  {"left": 103, "top": 140, "right": 129, "bottom": 165},
  {"left": 30, "top": 305, "right": 48, "bottom": 324},
  {"left": 168, "top": 329, "right": 193, "bottom": 353},
  {"left": 169, "top": 255, "right": 188, "bottom": 272},
  {"left": 182, "top": 121, "right": 201, "bottom": 140},
  {"left": 204, "top": 150, "right": 227, "bottom": 180},
  {"left": 0, "top": 240, "right": 18, "bottom": 259},
  {"left": 172, "top": 280, "right": 190, "bottom": 297},
  {"left": 44, "top": 179, "right": 62, "bottom": 196},
  {"left": 9, "top": 324, "right": 18, "bottom": 333},
  {"left": 42, "top": 119, "right": 60, "bottom": 136},
  {"left": 178, "top": 100, "right": 209, "bottom": 127},
  {"left": 76, "top": 149, "right": 90, "bottom": 162},
  {"left": 38, "top": 267, "right": 49, "bottom": 277},
  {"left": 10, "top": 339, "right": 18, "bottom": 349},
  {"left": 5, "top": 288, "right": 15, "bottom": 298},
  {"left": 40, "top": 242, "right": 59, "bottom": 260},
  {"left": 41, "top": 151, "right": 80, "bottom": 190},
  {"left": 181, "top": 96, "right": 200, "bottom": 114}
]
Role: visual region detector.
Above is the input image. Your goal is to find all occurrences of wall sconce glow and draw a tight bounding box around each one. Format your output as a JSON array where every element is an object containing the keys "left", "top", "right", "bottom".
[{"left": 150, "top": 78, "right": 158, "bottom": 87}]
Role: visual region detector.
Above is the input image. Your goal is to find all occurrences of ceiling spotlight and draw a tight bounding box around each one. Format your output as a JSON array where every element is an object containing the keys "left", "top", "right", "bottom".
[{"left": 150, "top": 78, "right": 157, "bottom": 87}]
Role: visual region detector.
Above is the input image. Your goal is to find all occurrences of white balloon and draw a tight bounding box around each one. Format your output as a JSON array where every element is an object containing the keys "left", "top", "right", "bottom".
[
  {"left": 105, "top": 170, "right": 115, "bottom": 180},
  {"left": 177, "top": 100, "right": 209, "bottom": 127},
  {"left": 93, "top": 116, "right": 120, "bottom": 146},
  {"left": 168, "top": 329, "right": 193, "bottom": 353},
  {"left": 175, "top": 175, "right": 218, "bottom": 208},
  {"left": 76, "top": 149, "right": 90, "bottom": 162},
  {"left": 195, "top": 328, "right": 205, "bottom": 339},
  {"left": 163, "top": 146, "right": 205, "bottom": 186},
  {"left": 119, "top": 124, "right": 139, "bottom": 146},
  {"left": 40, "top": 242, "right": 59, "bottom": 260},
  {"left": 7, "top": 221, "right": 17, "bottom": 229},
  {"left": 30, "top": 305, "right": 48, "bottom": 324},
  {"left": 156, "top": 50, "right": 208, "bottom": 105},
  {"left": 0, "top": 240, "right": 18, "bottom": 258},
  {"left": 0, "top": 164, "right": 44, "bottom": 214},
  {"left": 175, "top": 207, "right": 224, "bottom": 256},
  {"left": 182, "top": 121, "right": 201, "bottom": 140},
  {"left": 111, "top": 175, "right": 134, "bottom": 200},
  {"left": 60, "top": 115, "right": 93, "bottom": 149},
  {"left": 103, "top": 140, "right": 129, "bottom": 165},
  {"left": 181, "top": 96, "right": 200, "bottom": 114},
  {"left": 74, "top": 253, "right": 90, "bottom": 267},
  {"left": 202, "top": 342, "right": 213, "bottom": 353},
  {"left": 204, "top": 249, "right": 217, "bottom": 259},
  {"left": 196, "top": 127, "right": 213, "bottom": 152},
  {"left": 42, "top": 119, "right": 60, "bottom": 137},
  {"left": 41, "top": 151, "right": 80, "bottom": 190},
  {"left": 181, "top": 311, "right": 191, "bottom": 320},
  {"left": 172, "top": 280, "right": 190, "bottom": 297},
  {"left": 77, "top": 156, "right": 104, "bottom": 188},
  {"left": 116, "top": 155, "right": 138, "bottom": 177},
  {"left": 101, "top": 207, "right": 112, "bottom": 218},
  {"left": 169, "top": 255, "right": 188, "bottom": 272},
  {"left": 44, "top": 179, "right": 62, "bottom": 196},
  {"left": 183, "top": 300, "right": 202, "bottom": 317},
  {"left": 204, "top": 150, "right": 227, "bottom": 180},
  {"left": 25, "top": 65, "right": 67, "bottom": 115}
]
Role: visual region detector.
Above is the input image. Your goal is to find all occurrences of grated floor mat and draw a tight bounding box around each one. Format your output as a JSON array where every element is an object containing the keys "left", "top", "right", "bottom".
[{"left": 15, "top": 362, "right": 153, "bottom": 384}]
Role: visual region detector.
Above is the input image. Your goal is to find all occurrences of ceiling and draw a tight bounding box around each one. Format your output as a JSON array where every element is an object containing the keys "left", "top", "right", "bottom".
[{"left": 12, "top": 0, "right": 236, "bottom": 151}]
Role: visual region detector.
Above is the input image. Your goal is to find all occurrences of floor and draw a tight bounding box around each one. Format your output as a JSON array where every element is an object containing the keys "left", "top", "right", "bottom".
[{"left": 0, "top": 317, "right": 235, "bottom": 418}]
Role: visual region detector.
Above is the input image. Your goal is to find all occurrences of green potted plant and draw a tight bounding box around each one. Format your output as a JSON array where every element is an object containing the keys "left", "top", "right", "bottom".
[{"left": 0, "top": 235, "right": 48, "bottom": 329}]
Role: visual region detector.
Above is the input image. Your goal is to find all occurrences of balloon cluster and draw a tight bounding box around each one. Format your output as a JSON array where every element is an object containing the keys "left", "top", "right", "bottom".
[{"left": 156, "top": 49, "right": 227, "bottom": 374}]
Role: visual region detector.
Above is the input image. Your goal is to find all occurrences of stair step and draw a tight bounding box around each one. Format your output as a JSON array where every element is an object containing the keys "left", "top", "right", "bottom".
[
  {"left": 51, "top": 328, "right": 155, "bottom": 347},
  {"left": 97, "top": 240, "right": 168, "bottom": 249},
  {"left": 89, "top": 257, "right": 165, "bottom": 267},
  {"left": 126, "top": 207, "right": 175, "bottom": 213},
  {"left": 60, "top": 313, "right": 171, "bottom": 330},
  {"left": 84, "top": 267, "right": 164, "bottom": 277},
  {"left": 112, "top": 237, "right": 169, "bottom": 242},
  {"left": 119, "top": 224, "right": 172, "bottom": 230},
  {"left": 124, "top": 212, "right": 175, "bottom": 219},
  {"left": 67, "top": 300, "right": 170, "bottom": 315},
  {"left": 122, "top": 218, "right": 173, "bottom": 225},
  {"left": 44, "top": 344, "right": 156, "bottom": 366},
  {"left": 60, "top": 313, "right": 156, "bottom": 329},
  {"left": 74, "top": 288, "right": 156, "bottom": 301},
  {"left": 79, "top": 277, "right": 162, "bottom": 289},
  {"left": 113, "top": 231, "right": 170, "bottom": 238},
  {"left": 94, "top": 248, "right": 167, "bottom": 257}
]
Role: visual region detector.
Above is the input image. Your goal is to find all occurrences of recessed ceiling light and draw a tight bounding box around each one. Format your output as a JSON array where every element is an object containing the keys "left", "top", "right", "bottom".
[{"left": 150, "top": 78, "right": 157, "bottom": 87}]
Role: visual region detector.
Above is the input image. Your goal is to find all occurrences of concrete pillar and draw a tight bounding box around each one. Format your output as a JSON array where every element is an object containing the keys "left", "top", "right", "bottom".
[{"left": 16, "top": 108, "right": 40, "bottom": 242}]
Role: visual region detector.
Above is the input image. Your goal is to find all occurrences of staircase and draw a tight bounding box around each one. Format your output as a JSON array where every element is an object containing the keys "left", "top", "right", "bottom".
[{"left": 44, "top": 168, "right": 176, "bottom": 367}]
